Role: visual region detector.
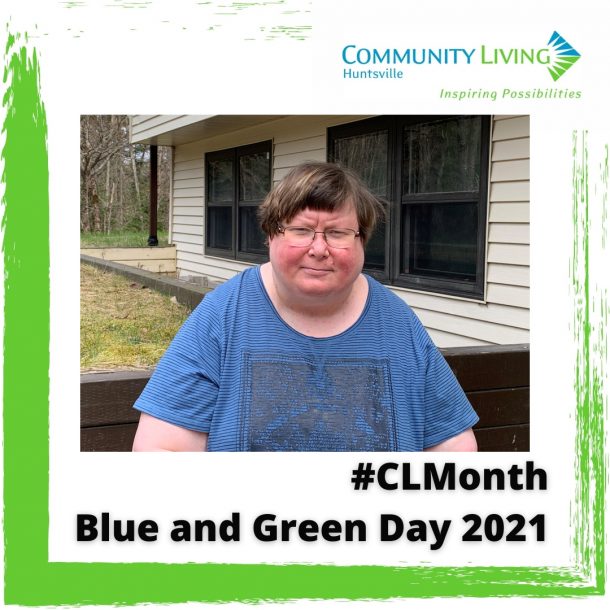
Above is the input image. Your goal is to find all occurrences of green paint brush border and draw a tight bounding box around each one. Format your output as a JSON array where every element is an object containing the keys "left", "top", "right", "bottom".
[{"left": 2, "top": 35, "right": 606, "bottom": 605}]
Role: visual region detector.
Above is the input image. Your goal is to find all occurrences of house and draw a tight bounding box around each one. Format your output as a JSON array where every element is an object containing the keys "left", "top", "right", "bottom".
[
  {"left": 129, "top": 115, "right": 529, "bottom": 349},
  {"left": 81, "top": 115, "right": 530, "bottom": 452}
]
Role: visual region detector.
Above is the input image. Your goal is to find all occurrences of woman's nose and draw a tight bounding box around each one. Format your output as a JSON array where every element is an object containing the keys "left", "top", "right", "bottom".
[{"left": 308, "top": 232, "right": 329, "bottom": 256}]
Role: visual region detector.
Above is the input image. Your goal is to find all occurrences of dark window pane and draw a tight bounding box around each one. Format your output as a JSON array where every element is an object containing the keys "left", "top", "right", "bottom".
[
  {"left": 208, "top": 158, "right": 234, "bottom": 203},
  {"left": 333, "top": 131, "right": 389, "bottom": 271},
  {"left": 239, "top": 206, "right": 267, "bottom": 255},
  {"left": 333, "top": 130, "right": 389, "bottom": 197},
  {"left": 207, "top": 206, "right": 232, "bottom": 250},
  {"left": 402, "top": 117, "right": 481, "bottom": 195},
  {"left": 239, "top": 151, "right": 270, "bottom": 202},
  {"left": 406, "top": 202, "right": 477, "bottom": 280},
  {"left": 364, "top": 219, "right": 386, "bottom": 271}
]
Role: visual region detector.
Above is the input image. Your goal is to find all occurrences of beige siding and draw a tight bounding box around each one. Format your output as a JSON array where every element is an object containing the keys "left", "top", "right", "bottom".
[
  {"left": 488, "top": 242, "right": 530, "bottom": 265},
  {"left": 413, "top": 308, "right": 530, "bottom": 345},
  {"left": 427, "top": 329, "right": 490, "bottom": 348},
  {"left": 131, "top": 115, "right": 211, "bottom": 143},
  {"left": 492, "top": 116, "right": 529, "bottom": 140},
  {"left": 172, "top": 150, "right": 205, "bottom": 274},
  {"left": 393, "top": 288, "right": 529, "bottom": 329},
  {"left": 490, "top": 159, "right": 529, "bottom": 182},
  {"left": 486, "top": 116, "right": 530, "bottom": 341},
  {"left": 488, "top": 223, "right": 530, "bottom": 244},
  {"left": 491, "top": 138, "right": 529, "bottom": 161},
  {"left": 490, "top": 180, "right": 530, "bottom": 202},
  {"left": 163, "top": 114, "right": 529, "bottom": 347},
  {"left": 272, "top": 129, "right": 331, "bottom": 179},
  {"left": 489, "top": 202, "right": 529, "bottom": 223},
  {"left": 487, "top": 263, "right": 530, "bottom": 287}
]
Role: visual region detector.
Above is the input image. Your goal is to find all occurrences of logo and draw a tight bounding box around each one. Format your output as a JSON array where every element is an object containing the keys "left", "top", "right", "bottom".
[
  {"left": 547, "top": 31, "right": 581, "bottom": 81},
  {"left": 340, "top": 31, "right": 582, "bottom": 83}
]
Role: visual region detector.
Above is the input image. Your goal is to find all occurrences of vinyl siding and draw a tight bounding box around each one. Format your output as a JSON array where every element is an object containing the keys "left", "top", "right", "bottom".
[
  {"left": 484, "top": 115, "right": 530, "bottom": 339},
  {"left": 162, "top": 114, "right": 529, "bottom": 347},
  {"left": 131, "top": 115, "right": 211, "bottom": 143}
]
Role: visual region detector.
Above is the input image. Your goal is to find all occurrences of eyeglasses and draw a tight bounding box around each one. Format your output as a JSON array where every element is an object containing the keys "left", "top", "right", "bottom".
[{"left": 277, "top": 225, "right": 361, "bottom": 249}]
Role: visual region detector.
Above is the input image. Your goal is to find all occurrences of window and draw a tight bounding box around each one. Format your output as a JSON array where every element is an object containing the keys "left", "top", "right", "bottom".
[
  {"left": 329, "top": 116, "right": 490, "bottom": 299},
  {"left": 205, "top": 141, "right": 272, "bottom": 262}
]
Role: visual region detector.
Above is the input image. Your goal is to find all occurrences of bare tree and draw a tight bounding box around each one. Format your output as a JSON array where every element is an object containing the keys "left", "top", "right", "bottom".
[{"left": 80, "top": 115, "right": 170, "bottom": 238}]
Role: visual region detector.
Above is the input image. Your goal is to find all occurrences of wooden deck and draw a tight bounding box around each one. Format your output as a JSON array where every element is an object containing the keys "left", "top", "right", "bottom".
[
  {"left": 81, "top": 344, "right": 529, "bottom": 452},
  {"left": 81, "top": 246, "right": 177, "bottom": 274}
]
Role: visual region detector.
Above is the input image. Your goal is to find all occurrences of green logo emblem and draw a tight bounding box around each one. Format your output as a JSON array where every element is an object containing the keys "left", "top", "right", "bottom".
[{"left": 547, "top": 31, "right": 580, "bottom": 81}]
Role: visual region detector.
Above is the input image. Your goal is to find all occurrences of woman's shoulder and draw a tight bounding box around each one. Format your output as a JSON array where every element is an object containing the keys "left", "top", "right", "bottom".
[
  {"left": 363, "top": 274, "right": 431, "bottom": 342},
  {"left": 186, "top": 267, "right": 260, "bottom": 326},
  {"left": 365, "top": 274, "right": 415, "bottom": 315}
]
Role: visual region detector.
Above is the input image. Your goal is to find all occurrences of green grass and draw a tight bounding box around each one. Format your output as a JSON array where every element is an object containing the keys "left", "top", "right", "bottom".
[
  {"left": 80, "top": 263, "right": 190, "bottom": 371},
  {"left": 80, "top": 230, "right": 169, "bottom": 248}
]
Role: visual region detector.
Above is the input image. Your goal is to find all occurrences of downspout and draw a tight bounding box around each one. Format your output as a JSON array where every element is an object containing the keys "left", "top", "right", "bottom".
[
  {"left": 147, "top": 144, "right": 158, "bottom": 246},
  {"left": 168, "top": 146, "right": 174, "bottom": 245}
]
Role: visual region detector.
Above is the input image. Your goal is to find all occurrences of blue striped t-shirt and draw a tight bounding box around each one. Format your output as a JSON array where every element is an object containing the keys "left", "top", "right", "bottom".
[{"left": 134, "top": 267, "right": 478, "bottom": 451}]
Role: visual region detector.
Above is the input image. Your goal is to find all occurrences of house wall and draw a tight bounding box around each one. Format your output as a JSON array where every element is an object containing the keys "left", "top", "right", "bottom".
[
  {"left": 131, "top": 115, "right": 211, "bottom": 144},
  {"left": 168, "top": 115, "right": 530, "bottom": 348}
]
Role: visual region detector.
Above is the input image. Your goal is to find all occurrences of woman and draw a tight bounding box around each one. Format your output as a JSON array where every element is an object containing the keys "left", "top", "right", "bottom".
[{"left": 133, "top": 162, "right": 478, "bottom": 451}]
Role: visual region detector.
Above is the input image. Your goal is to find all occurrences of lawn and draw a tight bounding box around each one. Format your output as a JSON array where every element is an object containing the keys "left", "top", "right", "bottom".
[
  {"left": 81, "top": 263, "right": 190, "bottom": 371},
  {"left": 81, "top": 230, "right": 169, "bottom": 248}
]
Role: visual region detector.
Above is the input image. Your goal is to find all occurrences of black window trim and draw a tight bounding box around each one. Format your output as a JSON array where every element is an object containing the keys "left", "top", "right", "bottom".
[
  {"left": 204, "top": 140, "right": 272, "bottom": 264},
  {"left": 328, "top": 115, "right": 491, "bottom": 300}
]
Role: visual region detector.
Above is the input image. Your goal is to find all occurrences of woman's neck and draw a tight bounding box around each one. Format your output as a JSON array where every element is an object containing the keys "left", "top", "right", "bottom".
[{"left": 260, "top": 263, "right": 368, "bottom": 338}]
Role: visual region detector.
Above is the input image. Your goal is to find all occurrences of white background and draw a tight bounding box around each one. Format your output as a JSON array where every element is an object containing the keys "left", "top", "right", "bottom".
[{"left": 2, "top": 0, "right": 609, "bottom": 606}]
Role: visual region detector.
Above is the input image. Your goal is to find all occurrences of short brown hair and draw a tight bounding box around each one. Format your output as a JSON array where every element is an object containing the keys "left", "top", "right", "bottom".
[{"left": 258, "top": 162, "right": 385, "bottom": 244}]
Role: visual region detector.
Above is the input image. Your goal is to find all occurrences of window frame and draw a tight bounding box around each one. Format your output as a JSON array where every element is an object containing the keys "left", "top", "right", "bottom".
[
  {"left": 204, "top": 140, "right": 272, "bottom": 264},
  {"left": 328, "top": 115, "right": 491, "bottom": 300}
]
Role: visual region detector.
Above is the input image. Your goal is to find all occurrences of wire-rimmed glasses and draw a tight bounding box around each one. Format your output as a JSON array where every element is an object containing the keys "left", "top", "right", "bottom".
[{"left": 277, "top": 225, "right": 361, "bottom": 249}]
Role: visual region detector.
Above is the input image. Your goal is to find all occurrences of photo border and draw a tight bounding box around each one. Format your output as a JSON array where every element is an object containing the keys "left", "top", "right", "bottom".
[{"left": 2, "top": 31, "right": 607, "bottom": 605}]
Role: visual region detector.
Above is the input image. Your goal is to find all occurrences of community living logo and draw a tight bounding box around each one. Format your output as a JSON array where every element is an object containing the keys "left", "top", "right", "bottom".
[
  {"left": 545, "top": 31, "right": 580, "bottom": 81},
  {"left": 341, "top": 31, "right": 581, "bottom": 83}
]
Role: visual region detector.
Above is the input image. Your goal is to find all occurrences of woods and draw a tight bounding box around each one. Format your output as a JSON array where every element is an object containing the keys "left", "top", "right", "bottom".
[{"left": 80, "top": 115, "right": 171, "bottom": 235}]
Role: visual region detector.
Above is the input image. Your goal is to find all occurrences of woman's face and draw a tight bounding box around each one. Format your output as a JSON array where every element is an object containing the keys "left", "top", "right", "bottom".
[{"left": 268, "top": 205, "right": 365, "bottom": 303}]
